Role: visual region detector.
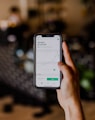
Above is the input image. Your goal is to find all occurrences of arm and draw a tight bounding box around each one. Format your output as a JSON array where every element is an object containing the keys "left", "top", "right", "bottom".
[
  {"left": 63, "top": 95, "right": 85, "bottom": 120},
  {"left": 57, "top": 42, "right": 85, "bottom": 120}
]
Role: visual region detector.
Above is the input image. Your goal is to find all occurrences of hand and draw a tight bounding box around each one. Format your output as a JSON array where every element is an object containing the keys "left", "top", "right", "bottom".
[{"left": 57, "top": 41, "right": 85, "bottom": 120}]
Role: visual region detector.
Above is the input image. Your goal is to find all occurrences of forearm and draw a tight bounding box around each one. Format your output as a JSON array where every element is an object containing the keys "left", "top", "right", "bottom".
[{"left": 64, "top": 97, "right": 85, "bottom": 120}]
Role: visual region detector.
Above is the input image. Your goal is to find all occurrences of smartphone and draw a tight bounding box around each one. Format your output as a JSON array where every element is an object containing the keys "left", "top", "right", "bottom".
[{"left": 34, "top": 34, "right": 62, "bottom": 89}]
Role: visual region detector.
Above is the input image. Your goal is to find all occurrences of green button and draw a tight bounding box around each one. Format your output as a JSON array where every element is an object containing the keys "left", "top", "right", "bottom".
[{"left": 47, "top": 78, "right": 58, "bottom": 81}]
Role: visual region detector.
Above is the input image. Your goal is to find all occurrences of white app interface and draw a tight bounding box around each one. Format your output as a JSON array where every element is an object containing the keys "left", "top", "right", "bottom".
[{"left": 36, "top": 35, "right": 61, "bottom": 87}]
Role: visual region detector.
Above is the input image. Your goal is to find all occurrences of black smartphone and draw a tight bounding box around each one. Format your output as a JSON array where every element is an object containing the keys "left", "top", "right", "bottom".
[{"left": 34, "top": 34, "right": 62, "bottom": 89}]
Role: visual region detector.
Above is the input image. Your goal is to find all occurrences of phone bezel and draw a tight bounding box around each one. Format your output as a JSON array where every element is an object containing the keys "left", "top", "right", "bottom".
[{"left": 33, "top": 33, "right": 62, "bottom": 89}]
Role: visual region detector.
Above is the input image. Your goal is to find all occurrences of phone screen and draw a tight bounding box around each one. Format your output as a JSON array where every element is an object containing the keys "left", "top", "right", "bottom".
[{"left": 34, "top": 34, "right": 62, "bottom": 88}]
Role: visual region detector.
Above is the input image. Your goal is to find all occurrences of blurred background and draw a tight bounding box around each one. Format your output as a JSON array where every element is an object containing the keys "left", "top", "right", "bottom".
[{"left": 0, "top": 0, "right": 95, "bottom": 120}]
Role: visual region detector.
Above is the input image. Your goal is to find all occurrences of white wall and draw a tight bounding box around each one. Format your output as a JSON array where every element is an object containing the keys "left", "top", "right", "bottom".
[{"left": 0, "top": 0, "right": 19, "bottom": 19}]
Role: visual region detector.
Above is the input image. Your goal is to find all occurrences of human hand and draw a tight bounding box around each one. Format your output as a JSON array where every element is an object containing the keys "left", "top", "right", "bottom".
[{"left": 57, "top": 41, "right": 85, "bottom": 120}]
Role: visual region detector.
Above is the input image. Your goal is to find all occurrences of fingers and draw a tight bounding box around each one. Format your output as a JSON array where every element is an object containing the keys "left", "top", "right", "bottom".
[
  {"left": 62, "top": 41, "right": 76, "bottom": 71},
  {"left": 56, "top": 89, "right": 60, "bottom": 94},
  {"left": 58, "top": 62, "right": 71, "bottom": 77}
]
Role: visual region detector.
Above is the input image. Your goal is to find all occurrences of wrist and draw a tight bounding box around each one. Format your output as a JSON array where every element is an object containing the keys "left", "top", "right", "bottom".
[{"left": 63, "top": 96, "right": 85, "bottom": 120}]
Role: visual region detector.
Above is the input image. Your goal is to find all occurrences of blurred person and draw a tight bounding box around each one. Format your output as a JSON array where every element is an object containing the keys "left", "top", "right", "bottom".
[
  {"left": 0, "top": 20, "right": 9, "bottom": 45},
  {"left": 28, "top": 9, "right": 41, "bottom": 34},
  {"left": 8, "top": 6, "right": 22, "bottom": 26},
  {"left": 57, "top": 41, "right": 85, "bottom": 120},
  {"left": 44, "top": 18, "right": 66, "bottom": 33},
  {"left": 15, "top": 23, "right": 31, "bottom": 53},
  {"left": 7, "top": 7, "right": 23, "bottom": 44}
]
